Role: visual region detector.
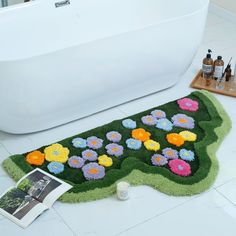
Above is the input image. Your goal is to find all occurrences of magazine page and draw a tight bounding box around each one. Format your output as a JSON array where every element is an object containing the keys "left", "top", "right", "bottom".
[
  {"left": 16, "top": 168, "right": 72, "bottom": 208},
  {"left": 0, "top": 187, "right": 48, "bottom": 228}
]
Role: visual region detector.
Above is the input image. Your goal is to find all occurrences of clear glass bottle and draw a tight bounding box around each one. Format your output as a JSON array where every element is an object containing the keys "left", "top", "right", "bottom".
[
  {"left": 229, "top": 63, "right": 236, "bottom": 91},
  {"left": 216, "top": 73, "right": 226, "bottom": 90}
]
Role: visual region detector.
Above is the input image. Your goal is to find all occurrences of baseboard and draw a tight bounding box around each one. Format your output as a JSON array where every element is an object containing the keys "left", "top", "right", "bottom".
[{"left": 209, "top": 3, "right": 236, "bottom": 24}]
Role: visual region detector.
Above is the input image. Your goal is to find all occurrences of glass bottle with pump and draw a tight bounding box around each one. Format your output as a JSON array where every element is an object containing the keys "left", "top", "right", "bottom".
[
  {"left": 213, "top": 56, "right": 224, "bottom": 80},
  {"left": 202, "top": 49, "right": 213, "bottom": 86}
]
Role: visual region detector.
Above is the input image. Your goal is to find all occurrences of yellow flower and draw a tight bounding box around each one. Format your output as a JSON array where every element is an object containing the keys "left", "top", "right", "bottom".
[
  {"left": 144, "top": 140, "right": 160, "bottom": 151},
  {"left": 44, "top": 143, "right": 69, "bottom": 163},
  {"left": 98, "top": 155, "right": 113, "bottom": 167},
  {"left": 179, "top": 131, "right": 197, "bottom": 142}
]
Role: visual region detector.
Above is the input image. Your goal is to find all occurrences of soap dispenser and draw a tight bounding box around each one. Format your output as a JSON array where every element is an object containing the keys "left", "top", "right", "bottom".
[
  {"left": 202, "top": 49, "right": 213, "bottom": 86},
  {"left": 213, "top": 56, "right": 224, "bottom": 80}
]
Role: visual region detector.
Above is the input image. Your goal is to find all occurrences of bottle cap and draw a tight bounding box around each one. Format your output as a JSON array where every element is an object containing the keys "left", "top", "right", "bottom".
[
  {"left": 206, "top": 49, "right": 212, "bottom": 58},
  {"left": 217, "top": 56, "right": 222, "bottom": 60}
]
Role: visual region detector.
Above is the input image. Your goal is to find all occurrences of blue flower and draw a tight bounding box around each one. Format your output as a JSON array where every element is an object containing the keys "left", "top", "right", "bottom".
[
  {"left": 126, "top": 138, "right": 142, "bottom": 150},
  {"left": 72, "top": 138, "right": 87, "bottom": 148},
  {"left": 122, "top": 119, "right": 137, "bottom": 129},
  {"left": 47, "top": 162, "right": 64, "bottom": 174},
  {"left": 179, "top": 149, "right": 195, "bottom": 161},
  {"left": 156, "top": 118, "right": 173, "bottom": 131}
]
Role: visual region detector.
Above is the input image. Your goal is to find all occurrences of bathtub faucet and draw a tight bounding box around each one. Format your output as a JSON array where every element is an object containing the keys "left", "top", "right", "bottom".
[
  {"left": 1, "top": 0, "right": 8, "bottom": 7},
  {"left": 55, "top": 0, "right": 70, "bottom": 8}
]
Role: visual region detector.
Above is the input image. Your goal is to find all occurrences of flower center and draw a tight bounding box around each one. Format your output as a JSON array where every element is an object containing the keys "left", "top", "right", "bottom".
[
  {"left": 112, "top": 147, "right": 119, "bottom": 152},
  {"left": 147, "top": 117, "right": 153, "bottom": 122},
  {"left": 91, "top": 140, "right": 97, "bottom": 145},
  {"left": 53, "top": 150, "right": 60, "bottom": 156},
  {"left": 111, "top": 134, "right": 117, "bottom": 139},
  {"left": 178, "top": 165, "right": 184, "bottom": 171},
  {"left": 167, "top": 151, "right": 173, "bottom": 155},
  {"left": 156, "top": 157, "right": 162, "bottom": 162},
  {"left": 88, "top": 168, "right": 99, "bottom": 174},
  {"left": 185, "top": 102, "right": 192, "bottom": 107},
  {"left": 32, "top": 155, "right": 38, "bottom": 160},
  {"left": 72, "top": 160, "right": 79, "bottom": 164},
  {"left": 86, "top": 152, "right": 93, "bottom": 157},
  {"left": 179, "top": 118, "right": 187, "bottom": 123}
]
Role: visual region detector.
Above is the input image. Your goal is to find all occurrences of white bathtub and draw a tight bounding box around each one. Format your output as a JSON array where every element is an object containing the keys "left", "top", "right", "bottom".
[{"left": 0, "top": 0, "right": 209, "bottom": 134}]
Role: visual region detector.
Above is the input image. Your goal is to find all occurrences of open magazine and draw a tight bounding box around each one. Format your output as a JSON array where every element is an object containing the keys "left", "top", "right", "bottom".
[{"left": 0, "top": 168, "right": 72, "bottom": 228}]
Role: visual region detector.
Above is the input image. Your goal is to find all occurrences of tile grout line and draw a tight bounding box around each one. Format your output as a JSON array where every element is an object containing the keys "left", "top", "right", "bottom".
[
  {"left": 117, "top": 107, "right": 129, "bottom": 117},
  {"left": 113, "top": 191, "right": 210, "bottom": 236},
  {"left": 215, "top": 188, "right": 236, "bottom": 207},
  {"left": 0, "top": 137, "right": 37, "bottom": 155},
  {"left": 53, "top": 206, "right": 77, "bottom": 236},
  {"left": 0, "top": 143, "right": 11, "bottom": 155},
  {"left": 213, "top": 177, "right": 236, "bottom": 189}
]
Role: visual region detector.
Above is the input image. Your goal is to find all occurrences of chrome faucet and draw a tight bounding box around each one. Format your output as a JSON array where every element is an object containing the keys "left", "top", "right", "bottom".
[{"left": 1, "top": 0, "right": 8, "bottom": 7}]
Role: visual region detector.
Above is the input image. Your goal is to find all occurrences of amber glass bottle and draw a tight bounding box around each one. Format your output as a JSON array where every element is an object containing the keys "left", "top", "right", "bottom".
[
  {"left": 213, "top": 56, "right": 224, "bottom": 80},
  {"left": 202, "top": 50, "right": 213, "bottom": 86}
]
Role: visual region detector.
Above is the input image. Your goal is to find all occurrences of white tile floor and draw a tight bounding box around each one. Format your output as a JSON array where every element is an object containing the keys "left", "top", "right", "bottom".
[{"left": 1, "top": 11, "right": 236, "bottom": 236}]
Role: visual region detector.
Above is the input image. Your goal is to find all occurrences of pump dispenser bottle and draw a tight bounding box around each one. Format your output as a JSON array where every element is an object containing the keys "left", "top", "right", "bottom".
[
  {"left": 202, "top": 49, "right": 213, "bottom": 86},
  {"left": 213, "top": 56, "right": 224, "bottom": 80}
]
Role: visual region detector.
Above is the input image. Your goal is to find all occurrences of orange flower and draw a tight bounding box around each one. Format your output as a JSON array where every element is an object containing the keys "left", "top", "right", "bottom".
[
  {"left": 26, "top": 151, "right": 45, "bottom": 166},
  {"left": 166, "top": 133, "right": 185, "bottom": 147},
  {"left": 132, "top": 128, "right": 151, "bottom": 142}
]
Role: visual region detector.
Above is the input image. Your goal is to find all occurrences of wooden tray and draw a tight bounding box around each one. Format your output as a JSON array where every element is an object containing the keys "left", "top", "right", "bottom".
[{"left": 190, "top": 70, "right": 236, "bottom": 98}]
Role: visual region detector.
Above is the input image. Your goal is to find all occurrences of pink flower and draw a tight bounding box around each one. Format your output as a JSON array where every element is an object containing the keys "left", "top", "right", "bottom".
[
  {"left": 168, "top": 159, "right": 191, "bottom": 176},
  {"left": 177, "top": 98, "right": 199, "bottom": 112}
]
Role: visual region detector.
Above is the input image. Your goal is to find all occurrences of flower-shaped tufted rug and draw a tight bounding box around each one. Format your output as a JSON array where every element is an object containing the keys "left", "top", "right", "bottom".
[{"left": 2, "top": 90, "right": 231, "bottom": 203}]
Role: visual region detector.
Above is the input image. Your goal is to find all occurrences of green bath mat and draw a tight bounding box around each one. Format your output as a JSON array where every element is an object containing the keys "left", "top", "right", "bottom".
[{"left": 2, "top": 90, "right": 231, "bottom": 203}]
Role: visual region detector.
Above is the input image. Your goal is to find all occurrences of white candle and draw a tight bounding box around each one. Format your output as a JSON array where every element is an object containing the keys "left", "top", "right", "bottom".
[{"left": 116, "top": 181, "right": 130, "bottom": 200}]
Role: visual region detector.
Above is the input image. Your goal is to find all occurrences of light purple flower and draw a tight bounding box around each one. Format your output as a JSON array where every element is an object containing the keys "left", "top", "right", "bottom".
[
  {"left": 106, "top": 131, "right": 122, "bottom": 143},
  {"left": 68, "top": 156, "right": 85, "bottom": 168},
  {"left": 105, "top": 143, "right": 124, "bottom": 157},
  {"left": 151, "top": 154, "right": 168, "bottom": 166},
  {"left": 86, "top": 136, "right": 103, "bottom": 149},
  {"left": 82, "top": 149, "right": 98, "bottom": 161},
  {"left": 82, "top": 163, "right": 105, "bottom": 180},
  {"left": 151, "top": 110, "right": 166, "bottom": 119},
  {"left": 162, "top": 148, "right": 178, "bottom": 160},
  {"left": 141, "top": 115, "right": 157, "bottom": 126},
  {"left": 171, "top": 114, "right": 195, "bottom": 129}
]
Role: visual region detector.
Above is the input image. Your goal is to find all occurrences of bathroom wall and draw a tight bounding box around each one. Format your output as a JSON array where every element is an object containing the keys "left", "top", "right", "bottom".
[{"left": 211, "top": 0, "right": 236, "bottom": 14}]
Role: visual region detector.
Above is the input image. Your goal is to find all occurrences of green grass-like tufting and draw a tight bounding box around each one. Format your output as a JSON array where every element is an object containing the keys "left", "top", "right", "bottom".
[{"left": 2, "top": 90, "right": 231, "bottom": 202}]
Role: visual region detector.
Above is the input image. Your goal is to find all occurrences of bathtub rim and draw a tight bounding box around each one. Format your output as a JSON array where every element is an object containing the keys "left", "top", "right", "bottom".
[{"left": 0, "top": 0, "right": 209, "bottom": 62}]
